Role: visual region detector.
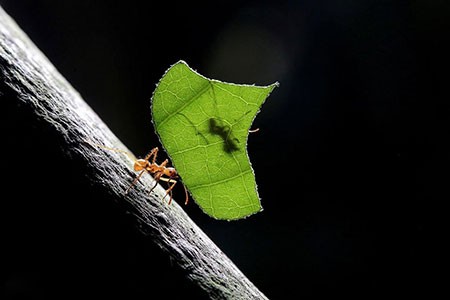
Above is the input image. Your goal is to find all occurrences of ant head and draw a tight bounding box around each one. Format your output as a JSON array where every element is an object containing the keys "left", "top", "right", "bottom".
[
  {"left": 134, "top": 159, "right": 148, "bottom": 171},
  {"left": 166, "top": 167, "right": 178, "bottom": 177}
]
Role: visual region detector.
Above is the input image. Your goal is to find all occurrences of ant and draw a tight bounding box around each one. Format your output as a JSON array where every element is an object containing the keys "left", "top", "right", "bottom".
[
  {"left": 87, "top": 140, "right": 188, "bottom": 205},
  {"left": 126, "top": 147, "right": 189, "bottom": 205}
]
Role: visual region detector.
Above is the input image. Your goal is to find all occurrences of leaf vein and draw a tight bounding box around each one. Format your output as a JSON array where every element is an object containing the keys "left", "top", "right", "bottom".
[
  {"left": 188, "top": 168, "right": 252, "bottom": 190},
  {"left": 156, "top": 80, "right": 211, "bottom": 129}
]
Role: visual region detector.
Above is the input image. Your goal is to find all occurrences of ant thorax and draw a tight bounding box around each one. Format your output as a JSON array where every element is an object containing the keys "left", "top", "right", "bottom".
[{"left": 134, "top": 159, "right": 148, "bottom": 171}]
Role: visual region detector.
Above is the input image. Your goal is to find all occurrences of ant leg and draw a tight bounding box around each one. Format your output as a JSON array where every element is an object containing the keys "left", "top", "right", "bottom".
[
  {"left": 158, "top": 176, "right": 178, "bottom": 205},
  {"left": 144, "top": 147, "right": 159, "bottom": 163},
  {"left": 159, "top": 176, "right": 189, "bottom": 205},
  {"left": 182, "top": 184, "right": 189, "bottom": 205},
  {"left": 159, "top": 159, "right": 168, "bottom": 168},
  {"left": 125, "top": 169, "right": 146, "bottom": 194},
  {"left": 150, "top": 147, "right": 159, "bottom": 164},
  {"left": 148, "top": 172, "right": 176, "bottom": 205},
  {"left": 148, "top": 171, "right": 162, "bottom": 195},
  {"left": 168, "top": 188, "right": 174, "bottom": 205},
  {"left": 164, "top": 178, "right": 178, "bottom": 205}
]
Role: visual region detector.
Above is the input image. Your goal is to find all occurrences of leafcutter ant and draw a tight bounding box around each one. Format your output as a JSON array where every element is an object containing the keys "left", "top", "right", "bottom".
[
  {"left": 126, "top": 147, "right": 189, "bottom": 205},
  {"left": 87, "top": 140, "right": 188, "bottom": 205}
]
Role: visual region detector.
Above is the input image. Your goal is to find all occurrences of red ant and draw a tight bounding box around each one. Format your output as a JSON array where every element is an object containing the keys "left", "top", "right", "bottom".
[{"left": 126, "top": 147, "right": 189, "bottom": 205}]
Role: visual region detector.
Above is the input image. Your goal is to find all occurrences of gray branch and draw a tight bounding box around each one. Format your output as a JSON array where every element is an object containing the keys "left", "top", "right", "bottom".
[{"left": 0, "top": 6, "right": 268, "bottom": 300}]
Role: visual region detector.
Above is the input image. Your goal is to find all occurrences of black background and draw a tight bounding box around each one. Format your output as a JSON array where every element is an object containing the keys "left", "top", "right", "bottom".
[{"left": 1, "top": 0, "right": 447, "bottom": 299}]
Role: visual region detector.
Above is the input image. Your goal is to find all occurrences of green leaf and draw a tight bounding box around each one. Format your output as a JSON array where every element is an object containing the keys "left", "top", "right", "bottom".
[{"left": 151, "top": 61, "right": 278, "bottom": 220}]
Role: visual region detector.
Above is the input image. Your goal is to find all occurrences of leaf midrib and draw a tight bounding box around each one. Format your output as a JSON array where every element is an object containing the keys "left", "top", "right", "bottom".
[
  {"left": 188, "top": 168, "right": 253, "bottom": 191},
  {"left": 155, "top": 80, "right": 211, "bottom": 129}
]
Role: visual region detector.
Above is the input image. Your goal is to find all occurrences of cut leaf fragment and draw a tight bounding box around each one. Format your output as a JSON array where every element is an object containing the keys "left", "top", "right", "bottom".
[{"left": 151, "top": 61, "right": 278, "bottom": 220}]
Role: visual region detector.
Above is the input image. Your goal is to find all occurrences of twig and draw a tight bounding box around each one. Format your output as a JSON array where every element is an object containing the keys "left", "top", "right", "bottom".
[{"left": 0, "top": 6, "right": 268, "bottom": 300}]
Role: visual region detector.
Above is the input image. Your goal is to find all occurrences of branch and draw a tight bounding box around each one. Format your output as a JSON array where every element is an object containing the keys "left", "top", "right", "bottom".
[{"left": 0, "top": 6, "right": 268, "bottom": 300}]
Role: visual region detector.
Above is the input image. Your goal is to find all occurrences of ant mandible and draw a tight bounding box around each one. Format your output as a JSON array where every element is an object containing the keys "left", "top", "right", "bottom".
[{"left": 126, "top": 147, "right": 189, "bottom": 205}]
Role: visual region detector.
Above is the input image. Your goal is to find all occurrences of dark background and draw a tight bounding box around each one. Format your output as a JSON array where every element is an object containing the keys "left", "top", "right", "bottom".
[{"left": 1, "top": 0, "right": 447, "bottom": 299}]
